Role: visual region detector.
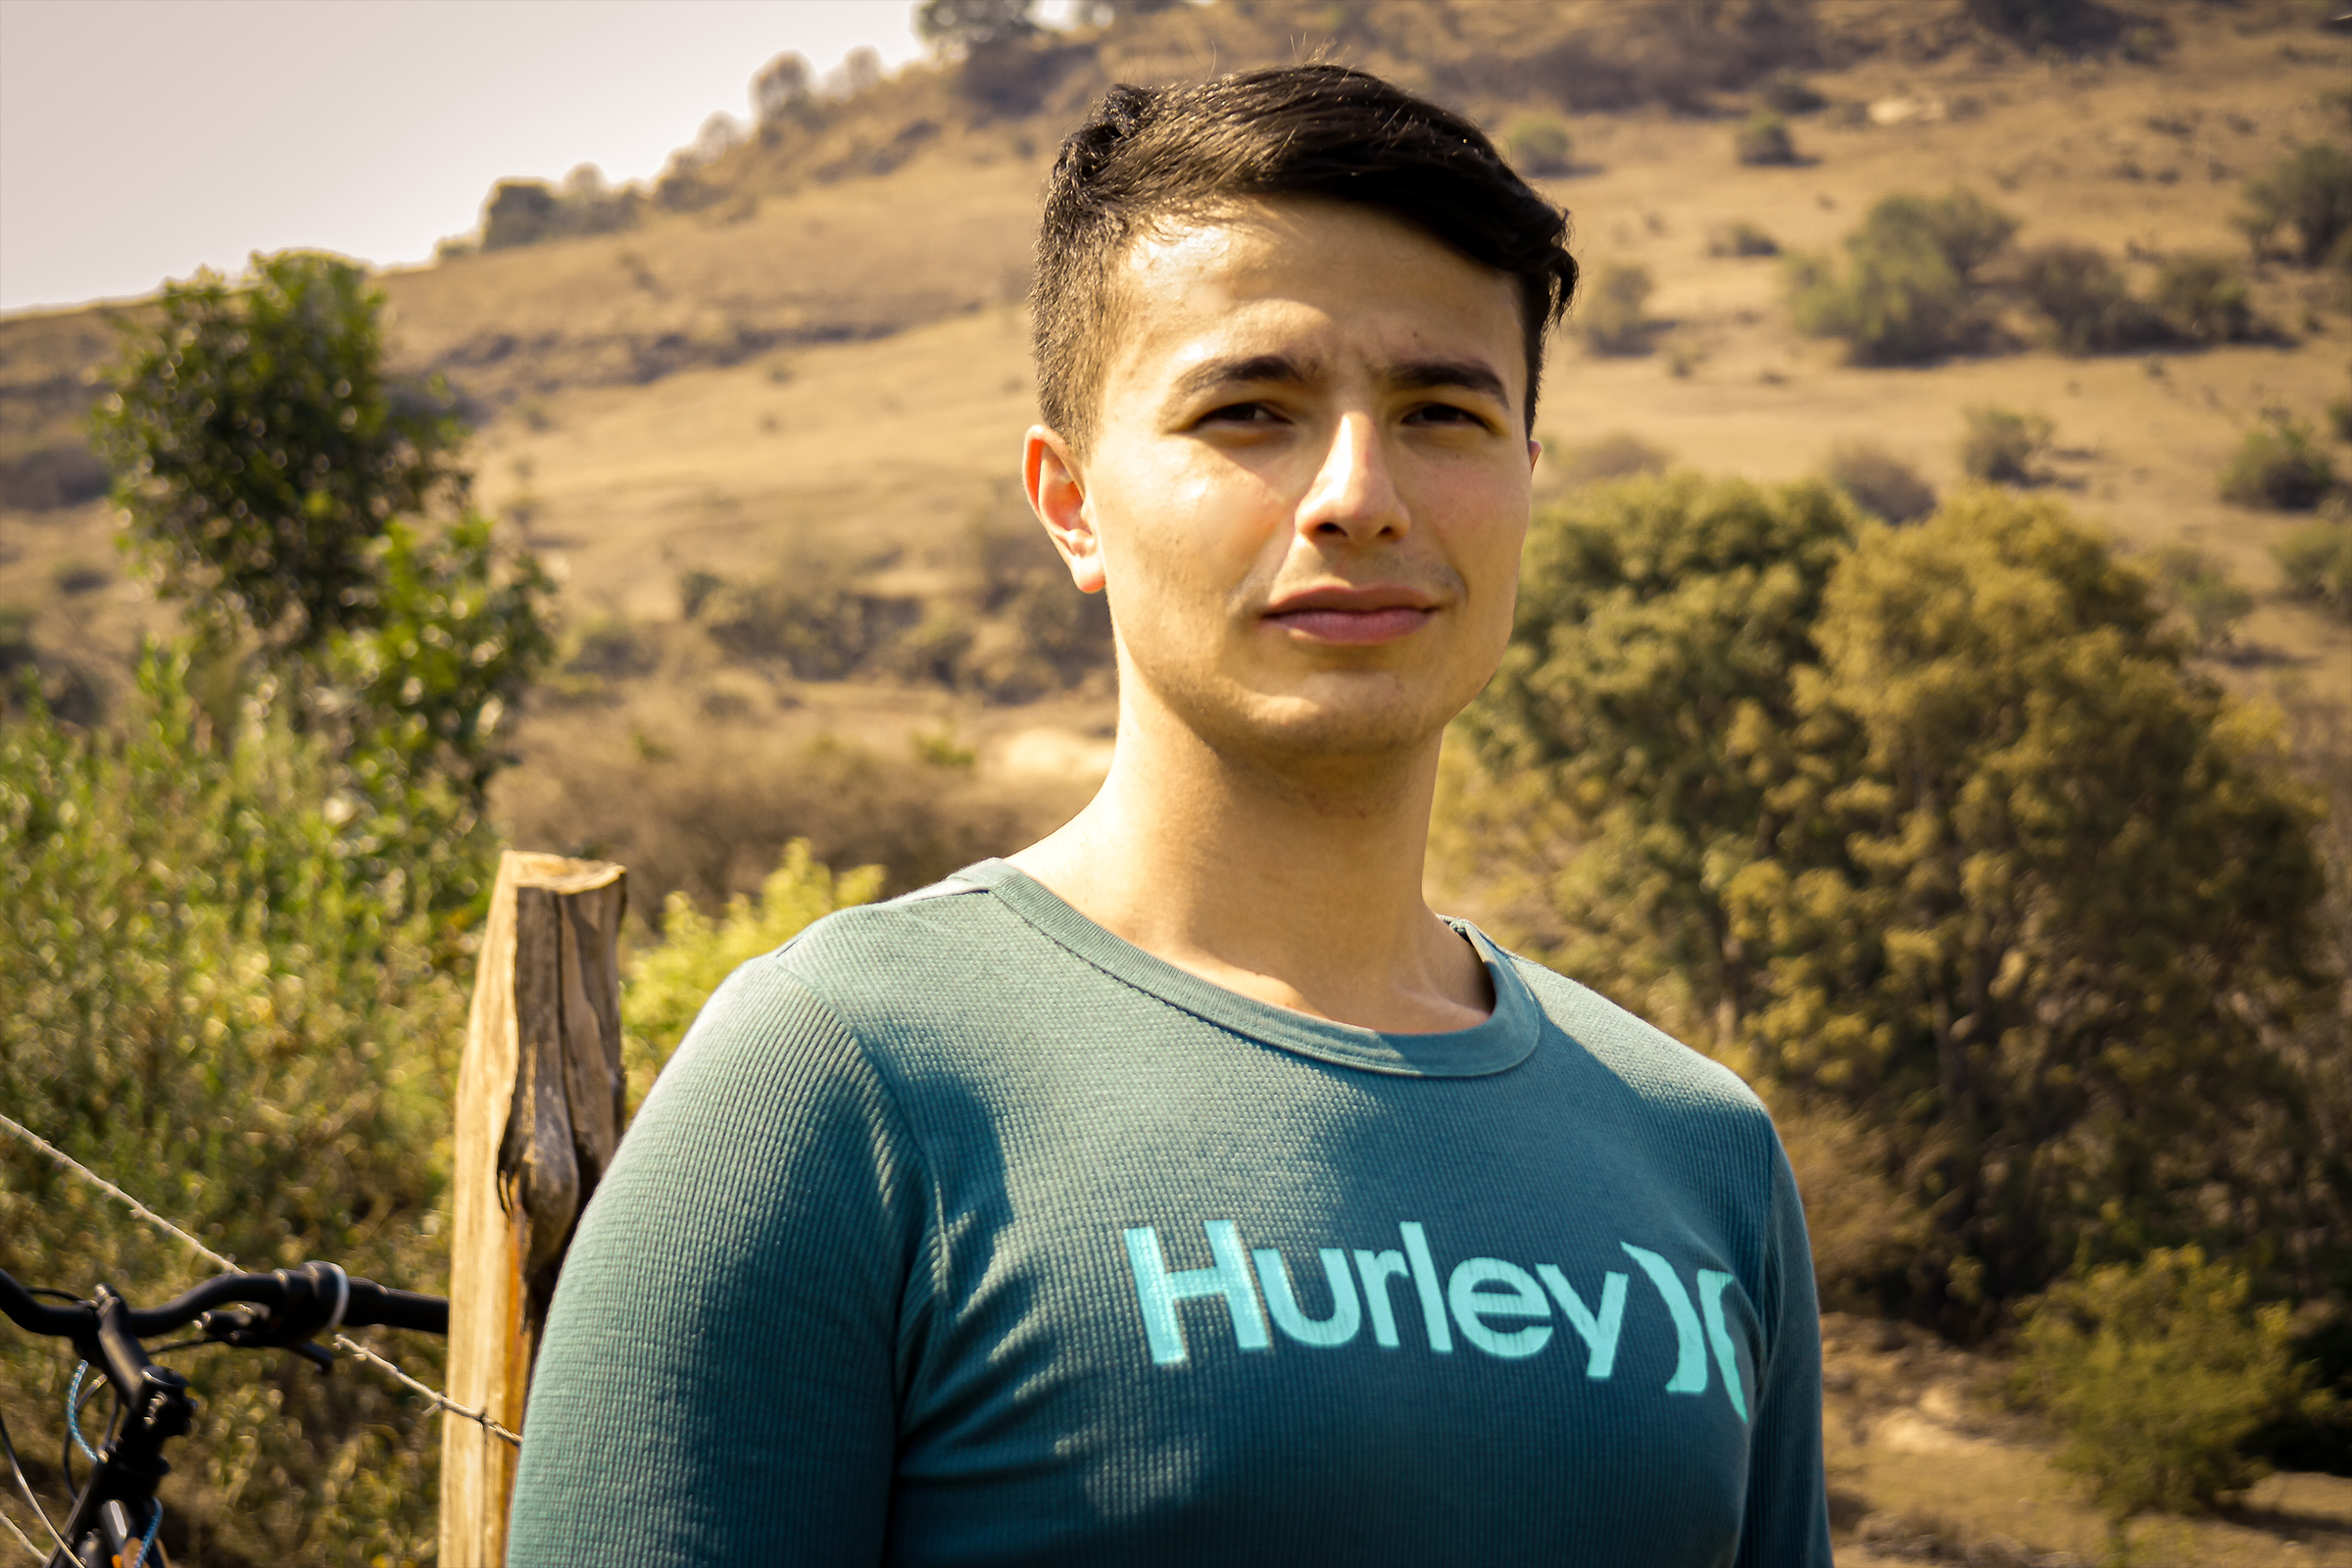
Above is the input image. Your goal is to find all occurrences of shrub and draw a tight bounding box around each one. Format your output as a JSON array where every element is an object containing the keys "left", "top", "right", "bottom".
[
  {"left": 2239, "top": 142, "right": 2352, "bottom": 267},
  {"left": 1735, "top": 111, "right": 1797, "bottom": 166},
  {"left": 2274, "top": 518, "right": 2352, "bottom": 619},
  {"left": 1461, "top": 481, "right": 2333, "bottom": 1328},
  {"left": 2146, "top": 543, "right": 2253, "bottom": 649},
  {"left": 1577, "top": 263, "right": 1656, "bottom": 355},
  {"left": 1958, "top": 405, "right": 2055, "bottom": 484},
  {"left": 2151, "top": 253, "right": 2256, "bottom": 343},
  {"left": 1, "top": 649, "right": 463, "bottom": 1564},
  {"left": 698, "top": 554, "right": 924, "bottom": 679},
  {"left": 2016, "top": 242, "right": 2167, "bottom": 354},
  {"left": 2329, "top": 384, "right": 2352, "bottom": 445},
  {"left": 2013, "top": 1249, "right": 2323, "bottom": 1520},
  {"left": 1786, "top": 189, "right": 2017, "bottom": 364},
  {"left": 1503, "top": 112, "right": 1574, "bottom": 176},
  {"left": 2218, "top": 416, "right": 2337, "bottom": 511},
  {"left": 1551, "top": 430, "right": 1671, "bottom": 488},
  {"left": 1758, "top": 72, "right": 1827, "bottom": 115},
  {"left": 1707, "top": 220, "right": 1779, "bottom": 258},
  {"left": 0, "top": 442, "right": 109, "bottom": 512},
  {"left": 1823, "top": 440, "right": 1936, "bottom": 522}
]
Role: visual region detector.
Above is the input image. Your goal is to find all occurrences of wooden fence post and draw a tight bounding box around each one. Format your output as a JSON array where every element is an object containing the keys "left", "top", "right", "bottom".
[{"left": 440, "top": 851, "right": 627, "bottom": 1567}]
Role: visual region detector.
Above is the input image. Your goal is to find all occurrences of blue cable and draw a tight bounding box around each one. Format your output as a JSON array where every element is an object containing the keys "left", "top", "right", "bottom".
[
  {"left": 124, "top": 1497, "right": 164, "bottom": 1568},
  {"left": 63, "top": 1363, "right": 97, "bottom": 1462},
  {"left": 62, "top": 1365, "right": 167, "bottom": 1566}
]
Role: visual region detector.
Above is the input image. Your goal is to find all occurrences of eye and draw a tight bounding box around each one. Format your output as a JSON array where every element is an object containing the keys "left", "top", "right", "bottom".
[
  {"left": 1404, "top": 401, "right": 1490, "bottom": 429},
  {"left": 1196, "top": 401, "right": 1284, "bottom": 427}
]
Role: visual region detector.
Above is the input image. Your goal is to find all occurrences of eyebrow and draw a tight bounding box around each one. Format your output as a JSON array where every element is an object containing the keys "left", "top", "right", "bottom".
[{"left": 1165, "top": 352, "right": 1513, "bottom": 411}]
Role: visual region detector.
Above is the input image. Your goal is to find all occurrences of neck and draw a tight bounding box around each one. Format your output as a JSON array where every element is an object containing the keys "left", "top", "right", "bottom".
[{"left": 1007, "top": 683, "right": 1491, "bottom": 1033}]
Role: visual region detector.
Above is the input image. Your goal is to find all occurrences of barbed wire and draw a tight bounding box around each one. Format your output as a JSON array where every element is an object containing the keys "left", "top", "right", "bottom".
[{"left": 0, "top": 1109, "right": 521, "bottom": 1447}]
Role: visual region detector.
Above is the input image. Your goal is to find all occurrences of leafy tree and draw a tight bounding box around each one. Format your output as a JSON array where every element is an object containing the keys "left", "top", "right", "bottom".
[
  {"left": 2238, "top": 142, "right": 2352, "bottom": 268},
  {"left": 1745, "top": 493, "right": 2328, "bottom": 1320},
  {"left": 1786, "top": 189, "right": 2017, "bottom": 364},
  {"left": 1461, "top": 480, "right": 2334, "bottom": 1328},
  {"left": 89, "top": 254, "right": 468, "bottom": 660},
  {"left": 2150, "top": 253, "right": 2255, "bottom": 343},
  {"left": 88, "top": 251, "right": 552, "bottom": 917},
  {"left": 1457, "top": 472, "right": 1863, "bottom": 1052},
  {"left": 2219, "top": 414, "right": 2337, "bottom": 511},
  {"left": 753, "top": 50, "right": 813, "bottom": 122},
  {"left": 1822, "top": 440, "right": 1936, "bottom": 523},
  {"left": 1958, "top": 404, "right": 2054, "bottom": 484},
  {"left": 2146, "top": 542, "right": 2252, "bottom": 650},
  {"left": 2274, "top": 518, "right": 2352, "bottom": 620},
  {"left": 0, "top": 650, "right": 464, "bottom": 1564},
  {"left": 2015, "top": 242, "right": 2164, "bottom": 355},
  {"left": 2014, "top": 1249, "right": 2324, "bottom": 1525},
  {"left": 1734, "top": 111, "right": 1796, "bottom": 166},
  {"left": 916, "top": 0, "right": 1038, "bottom": 52},
  {"left": 1578, "top": 262, "right": 1657, "bottom": 355}
]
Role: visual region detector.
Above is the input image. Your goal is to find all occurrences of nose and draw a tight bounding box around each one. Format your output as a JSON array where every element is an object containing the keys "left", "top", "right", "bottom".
[{"left": 1296, "top": 412, "right": 1407, "bottom": 545}]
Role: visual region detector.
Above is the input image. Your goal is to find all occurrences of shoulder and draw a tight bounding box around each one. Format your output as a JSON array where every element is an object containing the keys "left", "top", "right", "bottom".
[{"left": 1495, "top": 945, "right": 1771, "bottom": 1128}]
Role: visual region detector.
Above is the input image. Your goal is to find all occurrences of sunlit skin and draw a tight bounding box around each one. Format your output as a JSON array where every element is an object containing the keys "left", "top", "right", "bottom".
[{"left": 1009, "top": 198, "right": 1540, "bottom": 1033}]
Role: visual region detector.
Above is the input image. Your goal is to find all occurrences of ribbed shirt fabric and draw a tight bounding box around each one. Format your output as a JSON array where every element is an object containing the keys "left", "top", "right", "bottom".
[{"left": 506, "top": 860, "right": 1831, "bottom": 1566}]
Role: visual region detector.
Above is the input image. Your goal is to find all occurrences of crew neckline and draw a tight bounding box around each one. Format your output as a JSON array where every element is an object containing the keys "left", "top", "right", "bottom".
[{"left": 946, "top": 858, "right": 1540, "bottom": 1079}]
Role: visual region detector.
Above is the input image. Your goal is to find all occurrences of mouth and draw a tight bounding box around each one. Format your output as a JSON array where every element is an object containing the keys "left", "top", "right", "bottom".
[{"left": 1260, "top": 584, "right": 1443, "bottom": 646}]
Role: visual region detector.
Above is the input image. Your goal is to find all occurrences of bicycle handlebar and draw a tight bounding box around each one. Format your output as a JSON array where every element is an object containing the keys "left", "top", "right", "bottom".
[{"left": 0, "top": 1263, "right": 448, "bottom": 1345}]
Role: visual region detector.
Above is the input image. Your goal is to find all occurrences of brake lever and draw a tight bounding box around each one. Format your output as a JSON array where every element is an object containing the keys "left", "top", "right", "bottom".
[{"left": 197, "top": 1307, "right": 336, "bottom": 1373}]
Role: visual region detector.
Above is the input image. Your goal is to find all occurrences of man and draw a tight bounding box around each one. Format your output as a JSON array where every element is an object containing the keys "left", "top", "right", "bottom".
[{"left": 508, "top": 65, "right": 1830, "bottom": 1566}]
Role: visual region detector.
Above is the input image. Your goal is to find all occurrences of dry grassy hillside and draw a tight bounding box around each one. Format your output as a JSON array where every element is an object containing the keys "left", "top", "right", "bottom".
[{"left": 5, "top": 4, "right": 2352, "bottom": 1556}]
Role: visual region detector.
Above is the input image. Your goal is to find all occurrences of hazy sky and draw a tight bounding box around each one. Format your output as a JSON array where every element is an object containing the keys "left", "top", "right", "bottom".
[{"left": 0, "top": 0, "right": 951, "bottom": 316}]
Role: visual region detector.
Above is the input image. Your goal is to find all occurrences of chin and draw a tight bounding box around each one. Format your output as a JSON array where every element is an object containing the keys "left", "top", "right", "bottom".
[{"left": 1204, "top": 683, "right": 1459, "bottom": 763}]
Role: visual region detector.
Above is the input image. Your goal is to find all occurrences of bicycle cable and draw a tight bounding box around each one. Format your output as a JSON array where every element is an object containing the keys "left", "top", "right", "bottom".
[{"left": 0, "top": 1402, "right": 67, "bottom": 1563}]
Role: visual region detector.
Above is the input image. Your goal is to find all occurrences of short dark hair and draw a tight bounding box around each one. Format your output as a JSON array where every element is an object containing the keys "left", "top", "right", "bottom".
[{"left": 1031, "top": 64, "right": 1579, "bottom": 455}]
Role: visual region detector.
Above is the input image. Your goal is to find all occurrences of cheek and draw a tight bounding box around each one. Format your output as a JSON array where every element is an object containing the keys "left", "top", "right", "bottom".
[{"left": 1097, "top": 449, "right": 1290, "bottom": 599}]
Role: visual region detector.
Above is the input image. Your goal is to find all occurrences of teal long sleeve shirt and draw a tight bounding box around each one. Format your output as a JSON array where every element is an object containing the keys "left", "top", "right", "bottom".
[{"left": 507, "top": 860, "right": 1832, "bottom": 1565}]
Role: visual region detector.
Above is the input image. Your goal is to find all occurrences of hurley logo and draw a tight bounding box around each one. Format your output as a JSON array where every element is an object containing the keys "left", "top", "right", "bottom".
[{"left": 1120, "top": 1220, "right": 1749, "bottom": 1419}]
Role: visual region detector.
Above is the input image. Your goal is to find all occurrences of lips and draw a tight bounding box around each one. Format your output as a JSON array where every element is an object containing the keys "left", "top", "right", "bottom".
[{"left": 1261, "top": 584, "right": 1441, "bottom": 645}]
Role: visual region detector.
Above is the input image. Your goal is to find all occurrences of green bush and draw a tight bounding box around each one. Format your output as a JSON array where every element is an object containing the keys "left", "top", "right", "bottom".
[
  {"left": 89, "top": 254, "right": 468, "bottom": 661},
  {"left": 2016, "top": 242, "right": 2167, "bottom": 354},
  {"left": 2146, "top": 543, "right": 2253, "bottom": 649},
  {"left": 1958, "top": 405, "right": 2055, "bottom": 484},
  {"left": 1577, "top": 262, "right": 1657, "bottom": 355},
  {"left": 1461, "top": 479, "right": 2334, "bottom": 1327},
  {"left": 0, "top": 649, "right": 463, "bottom": 1565},
  {"left": 2014, "top": 1248, "right": 2324, "bottom": 1520},
  {"left": 2238, "top": 142, "right": 2352, "bottom": 267},
  {"left": 1734, "top": 111, "right": 1797, "bottom": 167},
  {"left": 2151, "top": 252, "right": 2256, "bottom": 343},
  {"left": 1787, "top": 189, "right": 2017, "bottom": 364},
  {"left": 1822, "top": 440, "right": 1936, "bottom": 522},
  {"left": 2274, "top": 518, "right": 2352, "bottom": 619},
  {"left": 1503, "top": 112, "right": 1574, "bottom": 176},
  {"left": 619, "top": 840, "right": 880, "bottom": 1110},
  {"left": 2219, "top": 416, "right": 2337, "bottom": 511},
  {"left": 2328, "top": 384, "right": 2352, "bottom": 445}
]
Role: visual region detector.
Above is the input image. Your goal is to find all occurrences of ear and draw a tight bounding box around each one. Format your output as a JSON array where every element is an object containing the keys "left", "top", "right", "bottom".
[
  {"left": 1527, "top": 436, "right": 1543, "bottom": 471},
  {"left": 1024, "top": 424, "right": 1106, "bottom": 594}
]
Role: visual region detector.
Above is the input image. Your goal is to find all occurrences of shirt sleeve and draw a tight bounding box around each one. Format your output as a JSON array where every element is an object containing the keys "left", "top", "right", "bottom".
[
  {"left": 1735, "top": 1131, "right": 1833, "bottom": 1568},
  {"left": 505, "top": 958, "right": 929, "bottom": 1568}
]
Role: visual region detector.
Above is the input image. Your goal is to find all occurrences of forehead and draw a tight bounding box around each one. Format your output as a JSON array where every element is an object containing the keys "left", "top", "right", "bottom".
[{"left": 1100, "top": 198, "right": 1527, "bottom": 407}]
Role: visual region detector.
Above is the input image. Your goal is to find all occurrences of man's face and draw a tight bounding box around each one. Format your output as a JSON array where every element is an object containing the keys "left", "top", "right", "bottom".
[{"left": 1028, "top": 197, "right": 1537, "bottom": 766}]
